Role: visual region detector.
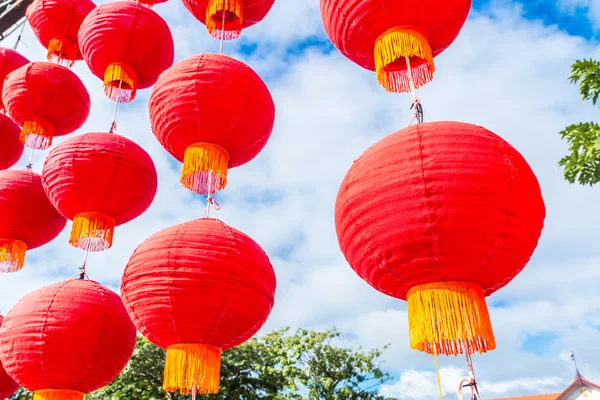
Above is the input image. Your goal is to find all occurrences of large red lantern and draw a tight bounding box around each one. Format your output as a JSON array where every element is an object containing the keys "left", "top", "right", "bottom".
[
  {"left": 78, "top": 1, "right": 174, "bottom": 103},
  {"left": 320, "top": 0, "right": 471, "bottom": 93},
  {"left": 149, "top": 53, "right": 275, "bottom": 195},
  {"left": 26, "top": 0, "right": 96, "bottom": 67},
  {"left": 0, "top": 113, "right": 24, "bottom": 170},
  {"left": 335, "top": 121, "right": 545, "bottom": 356},
  {"left": 0, "top": 48, "right": 29, "bottom": 113},
  {"left": 0, "top": 279, "right": 136, "bottom": 400},
  {"left": 0, "top": 315, "right": 19, "bottom": 400},
  {"left": 42, "top": 132, "right": 158, "bottom": 251},
  {"left": 0, "top": 169, "right": 66, "bottom": 273},
  {"left": 182, "top": 0, "right": 275, "bottom": 40},
  {"left": 121, "top": 218, "right": 276, "bottom": 395},
  {"left": 2, "top": 62, "right": 90, "bottom": 150}
]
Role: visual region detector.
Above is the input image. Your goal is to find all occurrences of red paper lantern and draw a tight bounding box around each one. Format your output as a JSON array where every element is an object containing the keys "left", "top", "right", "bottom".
[
  {"left": 42, "top": 132, "right": 158, "bottom": 251},
  {"left": 335, "top": 121, "right": 545, "bottom": 356},
  {"left": 0, "top": 169, "right": 66, "bottom": 273},
  {"left": 0, "top": 113, "right": 24, "bottom": 170},
  {"left": 78, "top": 1, "right": 174, "bottom": 103},
  {"left": 320, "top": 0, "right": 471, "bottom": 93},
  {"left": 26, "top": 0, "right": 96, "bottom": 67},
  {"left": 132, "top": 0, "right": 167, "bottom": 7},
  {"left": 121, "top": 218, "right": 276, "bottom": 395},
  {"left": 182, "top": 0, "right": 275, "bottom": 40},
  {"left": 0, "top": 316, "right": 19, "bottom": 400},
  {"left": 0, "top": 48, "right": 29, "bottom": 113},
  {"left": 0, "top": 279, "right": 136, "bottom": 400},
  {"left": 149, "top": 53, "right": 274, "bottom": 195},
  {"left": 2, "top": 62, "right": 90, "bottom": 150}
]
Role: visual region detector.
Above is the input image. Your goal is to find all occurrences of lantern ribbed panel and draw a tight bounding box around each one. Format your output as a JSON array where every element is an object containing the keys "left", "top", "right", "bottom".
[
  {"left": 0, "top": 48, "right": 29, "bottom": 112},
  {"left": 182, "top": 0, "right": 274, "bottom": 32},
  {"left": 0, "top": 280, "right": 136, "bottom": 395},
  {"left": 0, "top": 114, "right": 24, "bottom": 170},
  {"left": 0, "top": 316, "right": 19, "bottom": 400}
]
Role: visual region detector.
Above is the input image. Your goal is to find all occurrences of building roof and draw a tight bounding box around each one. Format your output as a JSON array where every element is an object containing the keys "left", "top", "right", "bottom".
[
  {"left": 489, "top": 395, "right": 560, "bottom": 400},
  {"left": 488, "top": 376, "right": 600, "bottom": 400}
]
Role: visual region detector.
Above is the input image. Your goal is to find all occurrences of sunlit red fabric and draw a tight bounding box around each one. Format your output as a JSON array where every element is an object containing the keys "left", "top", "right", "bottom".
[
  {"left": 41, "top": 132, "right": 158, "bottom": 252},
  {"left": 0, "top": 114, "right": 24, "bottom": 170},
  {"left": 0, "top": 315, "right": 19, "bottom": 400},
  {"left": 1, "top": 62, "right": 90, "bottom": 150},
  {"left": 0, "top": 48, "right": 29, "bottom": 113},
  {"left": 26, "top": 0, "right": 96, "bottom": 66},
  {"left": 148, "top": 53, "right": 274, "bottom": 194},
  {"left": 335, "top": 121, "right": 545, "bottom": 355},
  {"left": 121, "top": 218, "right": 276, "bottom": 395},
  {"left": 78, "top": 1, "right": 174, "bottom": 102},
  {"left": 0, "top": 279, "right": 136, "bottom": 399}
]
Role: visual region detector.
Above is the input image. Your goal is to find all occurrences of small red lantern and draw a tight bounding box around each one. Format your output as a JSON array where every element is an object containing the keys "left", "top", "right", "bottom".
[
  {"left": 148, "top": 53, "right": 275, "bottom": 195},
  {"left": 0, "top": 315, "right": 19, "bottom": 400},
  {"left": 182, "top": 0, "right": 275, "bottom": 40},
  {"left": 335, "top": 121, "right": 545, "bottom": 356},
  {"left": 26, "top": 0, "right": 96, "bottom": 67},
  {"left": 121, "top": 218, "right": 276, "bottom": 395},
  {"left": 42, "top": 132, "right": 158, "bottom": 251},
  {"left": 0, "top": 48, "right": 29, "bottom": 113},
  {"left": 0, "top": 279, "right": 136, "bottom": 400},
  {"left": 320, "top": 0, "right": 471, "bottom": 93},
  {"left": 2, "top": 62, "right": 90, "bottom": 150},
  {"left": 0, "top": 113, "right": 24, "bottom": 170},
  {"left": 0, "top": 169, "right": 66, "bottom": 273},
  {"left": 78, "top": 1, "right": 174, "bottom": 103}
]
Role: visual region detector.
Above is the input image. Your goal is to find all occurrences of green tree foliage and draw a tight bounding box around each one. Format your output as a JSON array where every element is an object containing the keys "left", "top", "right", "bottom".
[
  {"left": 10, "top": 328, "right": 393, "bottom": 400},
  {"left": 559, "top": 59, "right": 600, "bottom": 185}
]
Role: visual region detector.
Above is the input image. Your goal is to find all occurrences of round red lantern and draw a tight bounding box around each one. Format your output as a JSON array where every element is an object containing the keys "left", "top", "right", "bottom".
[
  {"left": 0, "top": 114, "right": 24, "bottom": 170},
  {"left": 0, "top": 315, "right": 19, "bottom": 400},
  {"left": 78, "top": 1, "right": 174, "bottom": 103},
  {"left": 320, "top": 0, "right": 471, "bottom": 93},
  {"left": 26, "top": 0, "right": 96, "bottom": 67},
  {"left": 0, "top": 169, "right": 66, "bottom": 273},
  {"left": 335, "top": 121, "right": 545, "bottom": 356},
  {"left": 42, "top": 132, "right": 158, "bottom": 252},
  {"left": 182, "top": 0, "right": 275, "bottom": 40},
  {"left": 121, "top": 218, "right": 276, "bottom": 395},
  {"left": 0, "top": 279, "right": 136, "bottom": 400},
  {"left": 0, "top": 48, "right": 29, "bottom": 113},
  {"left": 2, "top": 62, "right": 90, "bottom": 150},
  {"left": 149, "top": 53, "right": 275, "bottom": 195}
]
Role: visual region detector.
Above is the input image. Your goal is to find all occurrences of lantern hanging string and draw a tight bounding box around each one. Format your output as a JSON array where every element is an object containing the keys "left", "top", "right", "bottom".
[
  {"left": 78, "top": 239, "right": 91, "bottom": 280},
  {"left": 219, "top": 7, "right": 226, "bottom": 54},
  {"left": 405, "top": 56, "right": 424, "bottom": 126},
  {"left": 456, "top": 342, "right": 481, "bottom": 400},
  {"left": 25, "top": 148, "right": 35, "bottom": 170},
  {"left": 203, "top": 173, "right": 221, "bottom": 218},
  {"left": 12, "top": 19, "right": 27, "bottom": 51},
  {"left": 433, "top": 348, "right": 443, "bottom": 400},
  {"left": 109, "top": 80, "right": 123, "bottom": 133}
]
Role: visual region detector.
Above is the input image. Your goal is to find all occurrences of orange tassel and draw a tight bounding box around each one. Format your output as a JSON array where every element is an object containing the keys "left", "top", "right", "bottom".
[
  {"left": 180, "top": 142, "right": 229, "bottom": 195},
  {"left": 0, "top": 239, "right": 26, "bottom": 273},
  {"left": 163, "top": 343, "right": 222, "bottom": 395},
  {"left": 69, "top": 212, "right": 116, "bottom": 252},
  {"left": 103, "top": 62, "right": 138, "bottom": 103},
  {"left": 374, "top": 26, "right": 435, "bottom": 93},
  {"left": 47, "top": 37, "right": 77, "bottom": 67},
  {"left": 33, "top": 389, "right": 85, "bottom": 400},
  {"left": 407, "top": 281, "right": 496, "bottom": 356},
  {"left": 20, "top": 118, "right": 55, "bottom": 150},
  {"left": 205, "top": 0, "right": 243, "bottom": 40}
]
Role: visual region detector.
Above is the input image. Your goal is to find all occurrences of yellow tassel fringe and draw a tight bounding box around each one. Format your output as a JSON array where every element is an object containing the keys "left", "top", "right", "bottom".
[
  {"left": 33, "top": 389, "right": 85, "bottom": 400},
  {"left": 0, "top": 239, "right": 26, "bottom": 273},
  {"left": 206, "top": 0, "right": 243, "bottom": 40},
  {"left": 103, "top": 62, "right": 138, "bottom": 103},
  {"left": 47, "top": 37, "right": 77, "bottom": 67},
  {"left": 20, "top": 118, "right": 55, "bottom": 150},
  {"left": 374, "top": 26, "right": 435, "bottom": 93},
  {"left": 69, "top": 212, "right": 116, "bottom": 252},
  {"left": 163, "top": 343, "right": 222, "bottom": 395},
  {"left": 181, "top": 142, "right": 229, "bottom": 195},
  {"left": 407, "top": 281, "right": 496, "bottom": 356}
]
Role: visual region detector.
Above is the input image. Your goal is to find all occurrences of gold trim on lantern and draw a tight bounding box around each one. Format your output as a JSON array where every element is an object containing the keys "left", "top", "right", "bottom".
[
  {"left": 47, "top": 37, "right": 77, "bottom": 67},
  {"left": 205, "top": 0, "right": 244, "bottom": 40},
  {"left": 164, "top": 343, "right": 222, "bottom": 395},
  {"left": 374, "top": 26, "right": 435, "bottom": 93},
  {"left": 407, "top": 281, "right": 496, "bottom": 356},
  {"left": 69, "top": 212, "right": 116, "bottom": 252},
  {"left": 0, "top": 239, "right": 27, "bottom": 273},
  {"left": 20, "top": 118, "right": 55, "bottom": 150},
  {"left": 103, "top": 62, "right": 138, "bottom": 103},
  {"left": 180, "top": 142, "right": 229, "bottom": 195},
  {"left": 33, "top": 389, "right": 85, "bottom": 400}
]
